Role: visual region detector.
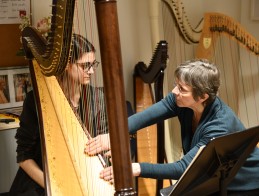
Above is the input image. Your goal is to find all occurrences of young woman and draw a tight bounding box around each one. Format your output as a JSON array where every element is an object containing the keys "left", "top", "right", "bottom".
[{"left": 9, "top": 34, "right": 104, "bottom": 196}]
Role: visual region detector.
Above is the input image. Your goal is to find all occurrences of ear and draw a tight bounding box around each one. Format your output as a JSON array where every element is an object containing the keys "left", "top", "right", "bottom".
[{"left": 199, "top": 93, "right": 209, "bottom": 104}]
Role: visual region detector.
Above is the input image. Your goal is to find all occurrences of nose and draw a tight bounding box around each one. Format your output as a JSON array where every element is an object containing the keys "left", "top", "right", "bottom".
[
  {"left": 172, "top": 86, "right": 179, "bottom": 95},
  {"left": 86, "top": 66, "right": 94, "bottom": 74}
]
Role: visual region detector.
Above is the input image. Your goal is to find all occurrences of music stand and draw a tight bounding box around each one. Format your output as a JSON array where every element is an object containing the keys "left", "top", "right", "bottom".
[{"left": 160, "top": 125, "right": 259, "bottom": 196}]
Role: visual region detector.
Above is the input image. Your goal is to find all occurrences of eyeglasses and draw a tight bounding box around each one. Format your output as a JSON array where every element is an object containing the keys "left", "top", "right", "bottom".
[
  {"left": 173, "top": 81, "right": 192, "bottom": 94},
  {"left": 77, "top": 60, "right": 100, "bottom": 71}
]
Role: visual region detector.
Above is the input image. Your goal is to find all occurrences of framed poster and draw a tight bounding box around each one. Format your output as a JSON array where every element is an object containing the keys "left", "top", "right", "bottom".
[
  {"left": 0, "top": 0, "right": 31, "bottom": 24},
  {"left": 0, "top": 66, "right": 32, "bottom": 110}
]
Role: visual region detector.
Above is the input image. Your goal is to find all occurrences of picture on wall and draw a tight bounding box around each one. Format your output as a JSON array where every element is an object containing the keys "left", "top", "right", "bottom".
[
  {"left": 0, "top": 75, "right": 10, "bottom": 104},
  {"left": 0, "top": 66, "right": 32, "bottom": 110}
]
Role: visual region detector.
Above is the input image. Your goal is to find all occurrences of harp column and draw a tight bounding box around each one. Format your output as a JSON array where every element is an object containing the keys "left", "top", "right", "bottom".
[{"left": 94, "top": 0, "right": 136, "bottom": 195}]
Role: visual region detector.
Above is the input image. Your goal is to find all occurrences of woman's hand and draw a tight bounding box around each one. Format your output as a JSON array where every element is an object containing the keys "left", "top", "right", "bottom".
[
  {"left": 99, "top": 163, "right": 141, "bottom": 184},
  {"left": 85, "top": 133, "right": 110, "bottom": 155},
  {"left": 100, "top": 166, "right": 114, "bottom": 184}
]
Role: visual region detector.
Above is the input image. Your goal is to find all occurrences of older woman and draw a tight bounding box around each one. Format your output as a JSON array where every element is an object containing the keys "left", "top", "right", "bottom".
[{"left": 85, "top": 59, "right": 259, "bottom": 195}]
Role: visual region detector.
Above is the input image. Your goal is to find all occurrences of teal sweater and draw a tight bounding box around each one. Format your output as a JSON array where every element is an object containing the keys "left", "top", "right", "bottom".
[{"left": 128, "top": 92, "right": 259, "bottom": 191}]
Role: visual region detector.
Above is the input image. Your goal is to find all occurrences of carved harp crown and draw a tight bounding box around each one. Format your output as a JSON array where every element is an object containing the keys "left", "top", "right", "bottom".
[{"left": 22, "top": 0, "right": 135, "bottom": 195}]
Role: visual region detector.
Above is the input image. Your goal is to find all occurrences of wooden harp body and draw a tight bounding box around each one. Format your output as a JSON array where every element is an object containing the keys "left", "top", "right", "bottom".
[{"left": 22, "top": 0, "right": 135, "bottom": 195}]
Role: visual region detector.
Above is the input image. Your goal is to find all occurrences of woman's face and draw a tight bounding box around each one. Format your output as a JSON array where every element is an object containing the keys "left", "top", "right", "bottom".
[
  {"left": 172, "top": 79, "right": 198, "bottom": 109},
  {"left": 67, "top": 51, "right": 96, "bottom": 85}
]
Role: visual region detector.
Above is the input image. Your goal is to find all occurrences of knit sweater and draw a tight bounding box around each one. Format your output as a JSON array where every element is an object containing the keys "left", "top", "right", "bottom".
[{"left": 128, "top": 92, "right": 259, "bottom": 191}]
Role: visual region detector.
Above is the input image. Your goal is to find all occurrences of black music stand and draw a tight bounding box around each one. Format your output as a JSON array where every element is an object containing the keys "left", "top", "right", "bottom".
[{"left": 160, "top": 125, "right": 259, "bottom": 196}]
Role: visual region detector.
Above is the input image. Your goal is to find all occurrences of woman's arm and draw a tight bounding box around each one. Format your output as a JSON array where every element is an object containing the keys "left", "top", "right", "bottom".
[
  {"left": 128, "top": 93, "right": 177, "bottom": 134},
  {"left": 19, "top": 159, "right": 45, "bottom": 188},
  {"left": 15, "top": 91, "right": 44, "bottom": 188},
  {"left": 85, "top": 93, "right": 177, "bottom": 155}
]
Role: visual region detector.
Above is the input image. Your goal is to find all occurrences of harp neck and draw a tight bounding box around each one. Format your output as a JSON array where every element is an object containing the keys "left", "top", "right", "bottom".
[
  {"left": 162, "top": 0, "right": 203, "bottom": 43},
  {"left": 22, "top": 0, "right": 75, "bottom": 76}
]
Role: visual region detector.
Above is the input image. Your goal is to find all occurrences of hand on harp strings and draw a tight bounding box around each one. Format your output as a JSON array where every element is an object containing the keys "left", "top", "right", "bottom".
[
  {"left": 85, "top": 133, "right": 111, "bottom": 155},
  {"left": 99, "top": 164, "right": 114, "bottom": 184},
  {"left": 85, "top": 134, "right": 115, "bottom": 184},
  {"left": 98, "top": 157, "right": 141, "bottom": 185}
]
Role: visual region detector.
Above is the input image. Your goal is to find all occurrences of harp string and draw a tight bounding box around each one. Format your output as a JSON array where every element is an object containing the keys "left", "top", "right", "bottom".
[{"left": 71, "top": 0, "right": 108, "bottom": 139}]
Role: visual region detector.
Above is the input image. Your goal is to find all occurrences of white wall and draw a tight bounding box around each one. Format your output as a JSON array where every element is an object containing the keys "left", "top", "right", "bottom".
[
  {"left": 241, "top": 0, "right": 259, "bottom": 40},
  {"left": 30, "top": 0, "right": 52, "bottom": 26},
  {"left": 203, "top": 0, "right": 241, "bottom": 20},
  {"left": 117, "top": 0, "right": 150, "bottom": 104}
]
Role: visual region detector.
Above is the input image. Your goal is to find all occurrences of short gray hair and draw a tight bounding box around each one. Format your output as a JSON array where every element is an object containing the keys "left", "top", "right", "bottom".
[{"left": 174, "top": 59, "right": 220, "bottom": 105}]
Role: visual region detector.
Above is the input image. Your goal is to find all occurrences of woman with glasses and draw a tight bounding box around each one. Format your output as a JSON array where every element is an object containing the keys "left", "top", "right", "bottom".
[
  {"left": 57, "top": 34, "right": 106, "bottom": 138},
  {"left": 85, "top": 59, "right": 259, "bottom": 195},
  {"left": 9, "top": 34, "right": 106, "bottom": 196}
]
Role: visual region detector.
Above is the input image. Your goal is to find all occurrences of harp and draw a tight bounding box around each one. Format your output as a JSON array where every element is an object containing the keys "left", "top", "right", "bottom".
[
  {"left": 159, "top": 0, "right": 204, "bottom": 172},
  {"left": 22, "top": 0, "right": 135, "bottom": 195},
  {"left": 133, "top": 40, "right": 169, "bottom": 195},
  {"left": 196, "top": 12, "right": 259, "bottom": 130}
]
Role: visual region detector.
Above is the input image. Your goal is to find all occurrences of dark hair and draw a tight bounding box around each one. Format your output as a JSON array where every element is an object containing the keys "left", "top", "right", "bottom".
[
  {"left": 175, "top": 59, "right": 220, "bottom": 105},
  {"left": 70, "top": 34, "right": 95, "bottom": 63}
]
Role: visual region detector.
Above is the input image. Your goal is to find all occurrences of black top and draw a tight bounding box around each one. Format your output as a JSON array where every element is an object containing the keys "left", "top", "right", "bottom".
[{"left": 9, "top": 90, "right": 44, "bottom": 196}]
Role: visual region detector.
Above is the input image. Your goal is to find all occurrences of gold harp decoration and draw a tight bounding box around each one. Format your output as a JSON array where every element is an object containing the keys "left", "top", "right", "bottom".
[
  {"left": 203, "top": 37, "right": 212, "bottom": 49},
  {"left": 22, "top": 0, "right": 135, "bottom": 195},
  {"left": 196, "top": 12, "right": 259, "bottom": 129}
]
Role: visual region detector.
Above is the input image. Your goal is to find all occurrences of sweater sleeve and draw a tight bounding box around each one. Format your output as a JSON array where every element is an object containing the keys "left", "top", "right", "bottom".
[
  {"left": 139, "top": 121, "right": 239, "bottom": 179},
  {"left": 128, "top": 93, "right": 178, "bottom": 134},
  {"left": 139, "top": 145, "right": 201, "bottom": 180},
  {"left": 15, "top": 91, "right": 40, "bottom": 163},
  {"left": 139, "top": 124, "right": 231, "bottom": 180}
]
